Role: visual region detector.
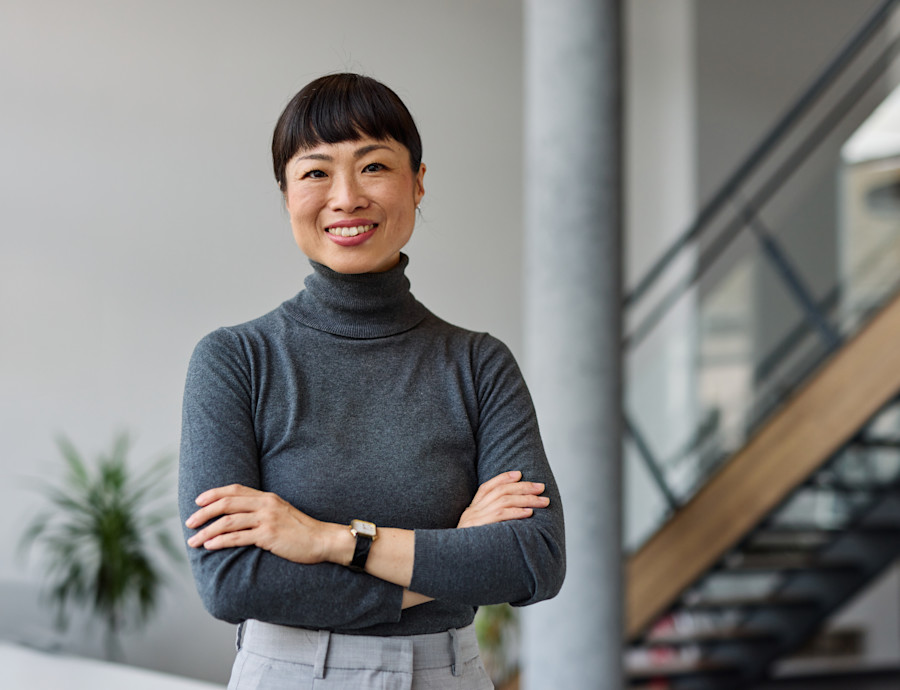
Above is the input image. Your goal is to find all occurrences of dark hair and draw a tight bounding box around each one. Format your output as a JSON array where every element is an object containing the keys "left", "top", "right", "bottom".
[{"left": 272, "top": 73, "right": 423, "bottom": 191}]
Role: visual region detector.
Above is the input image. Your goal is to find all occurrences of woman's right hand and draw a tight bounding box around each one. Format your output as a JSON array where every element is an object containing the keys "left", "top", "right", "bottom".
[{"left": 457, "top": 471, "right": 550, "bottom": 528}]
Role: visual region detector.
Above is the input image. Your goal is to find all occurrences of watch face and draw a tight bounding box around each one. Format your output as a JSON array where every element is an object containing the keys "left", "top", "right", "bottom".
[{"left": 351, "top": 519, "right": 377, "bottom": 538}]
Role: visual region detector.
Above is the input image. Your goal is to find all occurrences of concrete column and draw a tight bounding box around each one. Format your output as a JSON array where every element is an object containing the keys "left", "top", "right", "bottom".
[{"left": 521, "top": 1, "right": 623, "bottom": 689}]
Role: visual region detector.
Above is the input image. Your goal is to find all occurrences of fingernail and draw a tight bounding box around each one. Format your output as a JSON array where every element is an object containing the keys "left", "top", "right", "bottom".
[
  {"left": 509, "top": 470, "right": 521, "bottom": 479},
  {"left": 535, "top": 482, "right": 545, "bottom": 491}
]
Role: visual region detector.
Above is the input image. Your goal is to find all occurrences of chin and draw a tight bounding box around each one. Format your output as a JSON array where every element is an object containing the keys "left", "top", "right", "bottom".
[
  {"left": 325, "top": 252, "right": 401, "bottom": 275},
  {"left": 319, "top": 257, "right": 390, "bottom": 275}
]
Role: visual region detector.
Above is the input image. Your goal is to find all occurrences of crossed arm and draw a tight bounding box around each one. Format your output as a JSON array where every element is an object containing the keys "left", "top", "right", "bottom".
[{"left": 185, "top": 470, "right": 550, "bottom": 608}]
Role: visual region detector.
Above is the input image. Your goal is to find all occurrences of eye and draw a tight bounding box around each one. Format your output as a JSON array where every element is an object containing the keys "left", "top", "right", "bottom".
[
  {"left": 363, "top": 162, "right": 385, "bottom": 173},
  {"left": 301, "top": 169, "right": 327, "bottom": 179}
]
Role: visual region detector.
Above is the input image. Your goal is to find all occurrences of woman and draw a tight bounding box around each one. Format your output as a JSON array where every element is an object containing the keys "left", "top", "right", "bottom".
[{"left": 179, "top": 73, "right": 565, "bottom": 689}]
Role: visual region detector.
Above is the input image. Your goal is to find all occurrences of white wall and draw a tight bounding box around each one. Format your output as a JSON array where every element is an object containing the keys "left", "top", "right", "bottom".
[{"left": 0, "top": 0, "right": 523, "bottom": 683}]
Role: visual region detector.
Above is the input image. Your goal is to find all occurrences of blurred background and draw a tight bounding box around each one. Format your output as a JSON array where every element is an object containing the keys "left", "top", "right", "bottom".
[{"left": 3, "top": 1, "right": 900, "bottom": 687}]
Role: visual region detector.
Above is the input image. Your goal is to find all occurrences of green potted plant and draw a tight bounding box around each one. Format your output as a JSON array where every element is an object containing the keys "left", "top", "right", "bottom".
[{"left": 19, "top": 432, "right": 182, "bottom": 662}]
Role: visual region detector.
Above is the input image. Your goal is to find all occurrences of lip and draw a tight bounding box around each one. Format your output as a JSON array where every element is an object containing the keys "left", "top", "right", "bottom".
[{"left": 324, "top": 220, "right": 378, "bottom": 247}]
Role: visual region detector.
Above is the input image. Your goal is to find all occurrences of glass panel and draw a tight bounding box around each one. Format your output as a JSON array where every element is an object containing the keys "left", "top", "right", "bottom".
[
  {"left": 623, "top": 13, "right": 900, "bottom": 552},
  {"left": 738, "top": 246, "right": 833, "bottom": 438},
  {"left": 626, "top": 226, "right": 844, "bottom": 515},
  {"left": 624, "top": 434, "right": 673, "bottom": 551},
  {"left": 625, "top": 273, "right": 705, "bottom": 501}
]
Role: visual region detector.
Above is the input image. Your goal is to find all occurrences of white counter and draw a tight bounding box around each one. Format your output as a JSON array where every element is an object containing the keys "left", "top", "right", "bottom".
[{"left": 0, "top": 642, "right": 223, "bottom": 690}]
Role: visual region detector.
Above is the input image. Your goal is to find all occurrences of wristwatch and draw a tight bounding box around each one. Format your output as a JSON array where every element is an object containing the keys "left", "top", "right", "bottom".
[{"left": 349, "top": 519, "right": 378, "bottom": 572}]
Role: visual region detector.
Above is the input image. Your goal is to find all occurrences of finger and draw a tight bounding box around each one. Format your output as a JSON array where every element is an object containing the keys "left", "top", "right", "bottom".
[
  {"left": 188, "top": 512, "right": 258, "bottom": 547},
  {"left": 479, "top": 493, "right": 550, "bottom": 516},
  {"left": 198, "top": 527, "right": 260, "bottom": 551},
  {"left": 459, "top": 504, "right": 539, "bottom": 528},
  {"left": 490, "top": 481, "right": 546, "bottom": 498},
  {"left": 472, "top": 471, "right": 522, "bottom": 502},
  {"left": 186, "top": 495, "right": 262, "bottom": 529},
  {"left": 195, "top": 483, "right": 262, "bottom": 506},
  {"left": 498, "top": 493, "right": 550, "bottom": 509},
  {"left": 470, "top": 473, "right": 526, "bottom": 508},
  {"left": 474, "top": 481, "right": 546, "bottom": 509},
  {"left": 498, "top": 507, "right": 536, "bottom": 521}
]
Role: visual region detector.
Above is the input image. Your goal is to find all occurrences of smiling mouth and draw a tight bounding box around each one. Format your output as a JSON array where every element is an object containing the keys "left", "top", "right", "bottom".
[{"left": 326, "top": 224, "right": 376, "bottom": 238}]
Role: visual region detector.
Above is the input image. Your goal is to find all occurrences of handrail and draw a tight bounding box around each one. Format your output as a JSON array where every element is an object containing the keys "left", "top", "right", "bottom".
[{"left": 623, "top": 0, "right": 900, "bottom": 315}]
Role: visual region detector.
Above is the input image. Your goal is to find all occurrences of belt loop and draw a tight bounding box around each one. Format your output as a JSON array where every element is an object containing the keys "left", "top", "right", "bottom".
[
  {"left": 235, "top": 621, "right": 245, "bottom": 652},
  {"left": 448, "top": 627, "right": 462, "bottom": 677},
  {"left": 314, "top": 629, "right": 331, "bottom": 679}
]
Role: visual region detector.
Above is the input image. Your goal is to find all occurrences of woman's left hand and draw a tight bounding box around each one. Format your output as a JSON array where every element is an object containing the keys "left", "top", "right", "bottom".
[
  {"left": 457, "top": 470, "right": 550, "bottom": 529},
  {"left": 185, "top": 484, "right": 338, "bottom": 564}
]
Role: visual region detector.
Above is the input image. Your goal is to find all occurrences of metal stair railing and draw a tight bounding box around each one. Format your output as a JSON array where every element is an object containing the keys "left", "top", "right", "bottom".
[{"left": 624, "top": 0, "right": 900, "bottom": 538}]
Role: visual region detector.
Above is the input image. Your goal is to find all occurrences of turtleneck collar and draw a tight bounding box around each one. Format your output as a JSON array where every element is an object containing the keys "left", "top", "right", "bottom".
[{"left": 282, "top": 253, "right": 429, "bottom": 338}]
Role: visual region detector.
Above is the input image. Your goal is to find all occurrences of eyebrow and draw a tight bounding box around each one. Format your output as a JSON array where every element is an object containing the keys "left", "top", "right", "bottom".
[{"left": 295, "top": 143, "right": 394, "bottom": 163}]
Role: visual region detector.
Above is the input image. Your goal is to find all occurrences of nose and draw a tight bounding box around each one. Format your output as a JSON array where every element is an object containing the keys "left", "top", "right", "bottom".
[{"left": 329, "top": 173, "right": 368, "bottom": 213}]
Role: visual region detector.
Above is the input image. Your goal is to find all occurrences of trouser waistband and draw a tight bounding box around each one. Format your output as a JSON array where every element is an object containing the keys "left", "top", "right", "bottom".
[{"left": 238, "top": 619, "right": 480, "bottom": 678}]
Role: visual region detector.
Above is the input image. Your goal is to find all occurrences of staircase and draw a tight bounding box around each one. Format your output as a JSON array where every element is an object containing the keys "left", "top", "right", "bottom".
[
  {"left": 628, "top": 458, "right": 900, "bottom": 688},
  {"left": 627, "top": 292, "right": 900, "bottom": 688},
  {"left": 624, "top": 2, "right": 900, "bottom": 686}
]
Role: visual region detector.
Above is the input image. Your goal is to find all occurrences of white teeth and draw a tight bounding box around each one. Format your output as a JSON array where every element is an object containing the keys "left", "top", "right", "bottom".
[{"left": 328, "top": 224, "right": 375, "bottom": 237}]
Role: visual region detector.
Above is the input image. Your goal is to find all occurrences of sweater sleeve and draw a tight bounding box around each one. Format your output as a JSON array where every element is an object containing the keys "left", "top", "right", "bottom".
[
  {"left": 409, "top": 335, "right": 566, "bottom": 607},
  {"left": 178, "top": 329, "right": 404, "bottom": 629}
]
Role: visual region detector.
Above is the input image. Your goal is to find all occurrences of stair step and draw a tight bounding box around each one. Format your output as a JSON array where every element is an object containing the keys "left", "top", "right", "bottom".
[
  {"left": 627, "top": 658, "right": 740, "bottom": 682},
  {"left": 851, "top": 436, "right": 900, "bottom": 449},
  {"left": 721, "top": 553, "right": 859, "bottom": 572},
  {"left": 640, "top": 626, "right": 777, "bottom": 647},
  {"left": 808, "top": 478, "right": 898, "bottom": 492},
  {"left": 682, "top": 593, "right": 819, "bottom": 612},
  {"left": 744, "top": 528, "right": 837, "bottom": 552}
]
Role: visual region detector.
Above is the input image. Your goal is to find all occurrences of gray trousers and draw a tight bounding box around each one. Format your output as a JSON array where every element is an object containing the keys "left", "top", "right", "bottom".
[{"left": 227, "top": 620, "right": 494, "bottom": 689}]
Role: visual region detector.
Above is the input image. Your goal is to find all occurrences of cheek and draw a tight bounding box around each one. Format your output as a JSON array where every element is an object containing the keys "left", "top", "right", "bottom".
[
  {"left": 384, "top": 185, "right": 418, "bottom": 217},
  {"left": 286, "top": 193, "right": 318, "bottom": 224}
]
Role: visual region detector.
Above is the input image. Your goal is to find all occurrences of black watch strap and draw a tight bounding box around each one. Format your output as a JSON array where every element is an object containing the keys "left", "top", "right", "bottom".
[
  {"left": 349, "top": 520, "right": 377, "bottom": 573},
  {"left": 349, "top": 533, "right": 373, "bottom": 572}
]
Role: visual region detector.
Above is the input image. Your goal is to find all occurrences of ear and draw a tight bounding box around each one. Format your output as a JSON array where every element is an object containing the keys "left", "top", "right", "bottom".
[{"left": 413, "top": 163, "right": 426, "bottom": 207}]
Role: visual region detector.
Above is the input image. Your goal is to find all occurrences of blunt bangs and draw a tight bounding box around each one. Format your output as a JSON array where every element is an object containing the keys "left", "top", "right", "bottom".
[{"left": 273, "top": 74, "right": 422, "bottom": 190}]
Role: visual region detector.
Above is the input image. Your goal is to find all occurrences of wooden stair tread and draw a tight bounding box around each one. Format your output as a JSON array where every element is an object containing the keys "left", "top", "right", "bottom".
[
  {"left": 682, "top": 593, "right": 818, "bottom": 611},
  {"left": 721, "top": 553, "right": 859, "bottom": 571},
  {"left": 627, "top": 658, "right": 738, "bottom": 680},
  {"left": 639, "top": 626, "right": 776, "bottom": 646}
]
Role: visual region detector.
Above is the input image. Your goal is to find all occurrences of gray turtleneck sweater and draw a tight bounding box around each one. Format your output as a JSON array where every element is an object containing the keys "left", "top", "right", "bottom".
[{"left": 178, "top": 255, "right": 565, "bottom": 636}]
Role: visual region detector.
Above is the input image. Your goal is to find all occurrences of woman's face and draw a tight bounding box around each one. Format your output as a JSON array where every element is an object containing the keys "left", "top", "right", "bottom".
[{"left": 283, "top": 136, "right": 425, "bottom": 274}]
